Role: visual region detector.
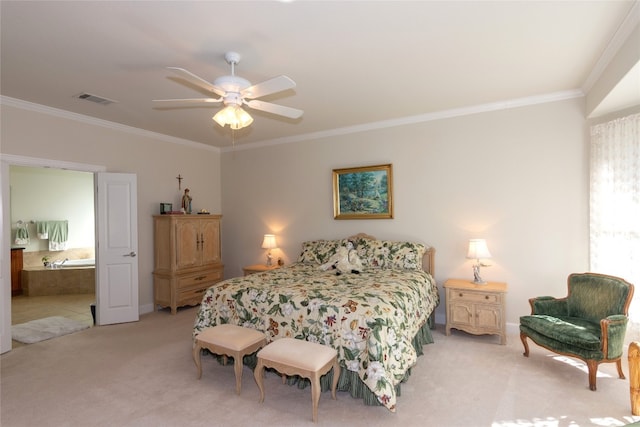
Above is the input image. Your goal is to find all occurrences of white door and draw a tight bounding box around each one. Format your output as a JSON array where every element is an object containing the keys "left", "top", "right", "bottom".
[
  {"left": 95, "top": 173, "right": 138, "bottom": 325},
  {"left": 1, "top": 161, "right": 11, "bottom": 353}
]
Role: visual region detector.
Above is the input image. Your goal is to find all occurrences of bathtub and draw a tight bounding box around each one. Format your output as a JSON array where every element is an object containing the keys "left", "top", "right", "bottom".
[
  {"left": 61, "top": 258, "right": 95, "bottom": 268},
  {"left": 22, "top": 259, "right": 95, "bottom": 296}
]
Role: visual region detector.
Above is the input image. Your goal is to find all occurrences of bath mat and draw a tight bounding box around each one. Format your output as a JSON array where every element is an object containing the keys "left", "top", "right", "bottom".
[{"left": 11, "top": 316, "right": 89, "bottom": 344}]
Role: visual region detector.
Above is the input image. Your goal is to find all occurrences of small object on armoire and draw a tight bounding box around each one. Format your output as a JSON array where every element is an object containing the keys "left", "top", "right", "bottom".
[
  {"left": 160, "top": 203, "right": 172, "bottom": 214},
  {"left": 181, "top": 188, "right": 192, "bottom": 214}
]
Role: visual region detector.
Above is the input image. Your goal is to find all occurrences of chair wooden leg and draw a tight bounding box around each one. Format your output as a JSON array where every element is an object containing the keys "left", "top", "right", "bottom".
[
  {"left": 254, "top": 360, "right": 266, "bottom": 403},
  {"left": 616, "top": 359, "right": 626, "bottom": 380},
  {"left": 587, "top": 359, "right": 598, "bottom": 391},
  {"left": 233, "top": 352, "right": 243, "bottom": 395},
  {"left": 311, "top": 373, "right": 321, "bottom": 423},
  {"left": 330, "top": 360, "right": 340, "bottom": 400},
  {"left": 629, "top": 342, "right": 640, "bottom": 415},
  {"left": 520, "top": 333, "right": 530, "bottom": 357},
  {"left": 193, "top": 343, "right": 203, "bottom": 379}
]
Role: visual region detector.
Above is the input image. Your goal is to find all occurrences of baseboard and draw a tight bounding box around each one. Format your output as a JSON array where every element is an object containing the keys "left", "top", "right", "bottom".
[{"left": 139, "top": 303, "right": 155, "bottom": 315}]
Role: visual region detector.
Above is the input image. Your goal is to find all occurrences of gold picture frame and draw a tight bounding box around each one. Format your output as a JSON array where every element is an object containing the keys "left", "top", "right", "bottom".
[{"left": 333, "top": 164, "right": 393, "bottom": 219}]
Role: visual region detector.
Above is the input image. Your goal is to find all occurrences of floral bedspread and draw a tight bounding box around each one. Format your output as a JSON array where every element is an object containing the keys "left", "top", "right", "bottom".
[{"left": 193, "top": 263, "right": 439, "bottom": 411}]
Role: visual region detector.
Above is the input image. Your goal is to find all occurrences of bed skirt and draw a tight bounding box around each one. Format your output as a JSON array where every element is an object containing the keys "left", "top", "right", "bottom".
[{"left": 211, "top": 320, "right": 435, "bottom": 407}]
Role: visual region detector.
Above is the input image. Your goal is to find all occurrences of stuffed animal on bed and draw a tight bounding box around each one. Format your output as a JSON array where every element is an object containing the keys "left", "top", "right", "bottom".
[{"left": 319, "top": 241, "right": 363, "bottom": 275}]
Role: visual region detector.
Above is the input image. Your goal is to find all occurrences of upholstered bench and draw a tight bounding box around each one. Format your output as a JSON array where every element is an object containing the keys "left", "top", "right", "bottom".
[
  {"left": 193, "top": 324, "right": 266, "bottom": 394},
  {"left": 254, "top": 338, "right": 340, "bottom": 423}
]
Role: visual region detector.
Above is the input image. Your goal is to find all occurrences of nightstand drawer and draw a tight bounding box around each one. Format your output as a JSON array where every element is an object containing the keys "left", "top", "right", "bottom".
[
  {"left": 450, "top": 291, "right": 499, "bottom": 304},
  {"left": 177, "top": 269, "right": 223, "bottom": 289}
]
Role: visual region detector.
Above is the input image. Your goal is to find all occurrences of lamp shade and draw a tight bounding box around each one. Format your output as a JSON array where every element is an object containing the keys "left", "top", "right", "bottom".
[
  {"left": 466, "top": 239, "right": 491, "bottom": 260},
  {"left": 261, "top": 234, "right": 277, "bottom": 250},
  {"left": 213, "top": 105, "right": 254, "bottom": 130}
]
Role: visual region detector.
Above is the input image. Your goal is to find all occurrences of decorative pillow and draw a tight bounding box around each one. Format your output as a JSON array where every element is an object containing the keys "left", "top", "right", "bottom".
[
  {"left": 354, "top": 239, "right": 426, "bottom": 270},
  {"left": 298, "top": 237, "right": 426, "bottom": 270},
  {"left": 386, "top": 241, "right": 426, "bottom": 270},
  {"left": 297, "top": 239, "right": 345, "bottom": 265}
]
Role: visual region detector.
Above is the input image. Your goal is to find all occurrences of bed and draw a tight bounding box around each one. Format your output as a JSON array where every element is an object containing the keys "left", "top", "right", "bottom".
[{"left": 193, "top": 233, "right": 439, "bottom": 412}]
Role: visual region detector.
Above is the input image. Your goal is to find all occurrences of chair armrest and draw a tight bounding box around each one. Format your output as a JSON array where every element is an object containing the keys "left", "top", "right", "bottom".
[
  {"left": 601, "top": 315, "right": 628, "bottom": 359},
  {"left": 529, "top": 296, "right": 568, "bottom": 316}
]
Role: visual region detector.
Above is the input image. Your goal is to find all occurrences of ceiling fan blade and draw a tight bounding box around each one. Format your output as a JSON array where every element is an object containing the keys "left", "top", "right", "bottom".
[
  {"left": 153, "top": 97, "right": 222, "bottom": 104},
  {"left": 242, "top": 75, "right": 296, "bottom": 99},
  {"left": 167, "top": 67, "right": 226, "bottom": 97},
  {"left": 246, "top": 100, "right": 303, "bottom": 119}
]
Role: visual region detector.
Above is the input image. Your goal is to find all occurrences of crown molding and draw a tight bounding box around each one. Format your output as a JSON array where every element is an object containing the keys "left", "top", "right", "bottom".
[
  {"left": 582, "top": 0, "right": 640, "bottom": 93},
  {"left": 0, "top": 154, "right": 106, "bottom": 172},
  {"left": 223, "top": 89, "right": 584, "bottom": 152},
  {"left": 0, "top": 96, "right": 219, "bottom": 153},
  {"left": 1, "top": 89, "right": 583, "bottom": 155}
]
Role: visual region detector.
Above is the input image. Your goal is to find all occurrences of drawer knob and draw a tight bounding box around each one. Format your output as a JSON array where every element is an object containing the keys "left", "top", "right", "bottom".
[
  {"left": 459, "top": 293, "right": 463, "bottom": 297},
  {"left": 485, "top": 295, "right": 489, "bottom": 299}
]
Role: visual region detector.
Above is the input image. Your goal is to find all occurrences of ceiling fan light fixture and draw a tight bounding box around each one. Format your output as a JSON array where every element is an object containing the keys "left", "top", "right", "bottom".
[
  {"left": 213, "top": 105, "right": 253, "bottom": 130},
  {"left": 213, "top": 75, "right": 251, "bottom": 93},
  {"left": 158, "top": 51, "right": 302, "bottom": 134}
]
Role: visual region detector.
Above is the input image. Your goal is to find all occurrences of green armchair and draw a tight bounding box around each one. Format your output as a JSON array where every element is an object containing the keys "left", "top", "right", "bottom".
[{"left": 520, "top": 272, "right": 634, "bottom": 390}]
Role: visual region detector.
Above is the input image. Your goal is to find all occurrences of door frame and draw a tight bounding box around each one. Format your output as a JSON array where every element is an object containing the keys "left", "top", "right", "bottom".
[{"left": 0, "top": 154, "right": 105, "bottom": 353}]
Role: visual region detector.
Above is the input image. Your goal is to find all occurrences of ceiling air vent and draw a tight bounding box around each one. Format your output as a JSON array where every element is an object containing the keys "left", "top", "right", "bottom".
[{"left": 74, "top": 92, "right": 117, "bottom": 105}]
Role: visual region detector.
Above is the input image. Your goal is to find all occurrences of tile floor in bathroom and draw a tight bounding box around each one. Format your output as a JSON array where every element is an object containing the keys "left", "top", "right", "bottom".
[{"left": 11, "top": 293, "right": 95, "bottom": 348}]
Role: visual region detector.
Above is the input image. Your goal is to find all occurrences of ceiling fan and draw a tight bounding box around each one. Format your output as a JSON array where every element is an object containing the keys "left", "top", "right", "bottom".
[{"left": 154, "top": 51, "right": 303, "bottom": 130}]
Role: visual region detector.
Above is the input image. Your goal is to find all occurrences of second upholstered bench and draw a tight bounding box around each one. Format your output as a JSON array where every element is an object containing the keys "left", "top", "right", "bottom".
[{"left": 253, "top": 338, "right": 340, "bottom": 423}]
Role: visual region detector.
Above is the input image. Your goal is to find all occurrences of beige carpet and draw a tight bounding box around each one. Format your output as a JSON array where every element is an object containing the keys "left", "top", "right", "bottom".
[
  {"left": 1, "top": 306, "right": 639, "bottom": 426},
  {"left": 11, "top": 316, "right": 90, "bottom": 344}
]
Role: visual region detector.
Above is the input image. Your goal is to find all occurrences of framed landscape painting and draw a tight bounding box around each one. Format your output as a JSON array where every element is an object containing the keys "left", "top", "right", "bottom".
[{"left": 333, "top": 164, "right": 393, "bottom": 219}]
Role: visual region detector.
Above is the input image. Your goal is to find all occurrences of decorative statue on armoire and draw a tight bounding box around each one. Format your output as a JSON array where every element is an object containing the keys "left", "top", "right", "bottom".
[{"left": 181, "top": 188, "right": 192, "bottom": 214}]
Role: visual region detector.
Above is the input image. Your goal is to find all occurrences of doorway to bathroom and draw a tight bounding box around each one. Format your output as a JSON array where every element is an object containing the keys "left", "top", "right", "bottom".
[
  {"left": 9, "top": 165, "right": 95, "bottom": 347},
  {"left": 1, "top": 155, "right": 139, "bottom": 353}
]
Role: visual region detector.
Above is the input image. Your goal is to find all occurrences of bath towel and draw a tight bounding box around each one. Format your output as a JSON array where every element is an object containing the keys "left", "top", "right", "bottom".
[
  {"left": 14, "top": 224, "right": 29, "bottom": 245},
  {"left": 37, "top": 220, "right": 69, "bottom": 251},
  {"left": 36, "top": 221, "right": 48, "bottom": 239}
]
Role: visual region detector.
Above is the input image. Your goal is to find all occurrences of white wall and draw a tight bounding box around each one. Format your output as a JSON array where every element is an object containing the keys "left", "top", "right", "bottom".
[
  {"left": 10, "top": 166, "right": 94, "bottom": 253},
  {"left": 221, "top": 97, "right": 589, "bottom": 327},
  {"left": 0, "top": 96, "right": 591, "bottom": 331},
  {"left": 0, "top": 103, "right": 223, "bottom": 311}
]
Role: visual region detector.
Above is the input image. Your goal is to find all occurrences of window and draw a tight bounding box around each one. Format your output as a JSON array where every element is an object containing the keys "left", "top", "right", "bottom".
[{"left": 590, "top": 113, "right": 640, "bottom": 335}]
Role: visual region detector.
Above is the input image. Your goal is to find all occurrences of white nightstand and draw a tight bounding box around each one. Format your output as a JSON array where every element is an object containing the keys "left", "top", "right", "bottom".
[
  {"left": 242, "top": 264, "right": 280, "bottom": 276},
  {"left": 444, "top": 278, "right": 508, "bottom": 345}
]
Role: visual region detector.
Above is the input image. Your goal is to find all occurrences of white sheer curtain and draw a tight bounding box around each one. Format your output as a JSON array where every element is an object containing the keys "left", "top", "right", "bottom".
[{"left": 590, "top": 113, "right": 640, "bottom": 340}]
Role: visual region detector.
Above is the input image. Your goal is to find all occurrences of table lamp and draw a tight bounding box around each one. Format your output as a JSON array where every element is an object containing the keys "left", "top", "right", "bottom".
[
  {"left": 261, "top": 234, "right": 277, "bottom": 266},
  {"left": 466, "top": 238, "right": 492, "bottom": 284}
]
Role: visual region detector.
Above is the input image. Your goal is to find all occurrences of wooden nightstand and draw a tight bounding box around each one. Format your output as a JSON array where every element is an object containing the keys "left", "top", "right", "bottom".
[
  {"left": 243, "top": 264, "right": 280, "bottom": 276},
  {"left": 444, "top": 278, "right": 508, "bottom": 345}
]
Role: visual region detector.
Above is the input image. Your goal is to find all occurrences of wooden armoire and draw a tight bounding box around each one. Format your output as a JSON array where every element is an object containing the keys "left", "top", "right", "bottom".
[{"left": 153, "top": 214, "right": 224, "bottom": 314}]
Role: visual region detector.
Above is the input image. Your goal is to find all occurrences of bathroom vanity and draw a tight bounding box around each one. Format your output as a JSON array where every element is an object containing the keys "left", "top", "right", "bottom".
[{"left": 11, "top": 247, "right": 24, "bottom": 296}]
